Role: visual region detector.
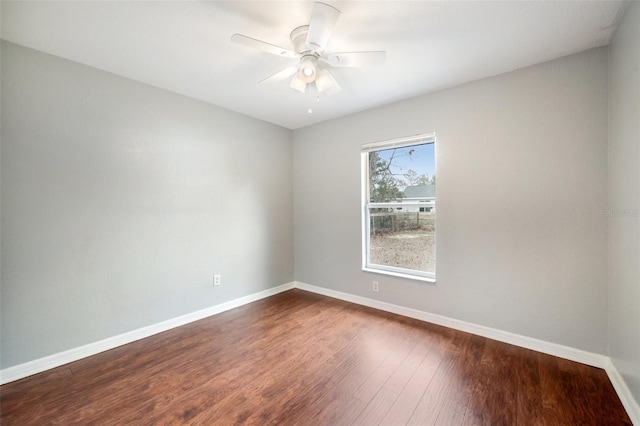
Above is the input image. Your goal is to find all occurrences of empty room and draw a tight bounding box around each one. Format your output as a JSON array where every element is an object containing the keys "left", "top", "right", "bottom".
[{"left": 1, "top": 0, "right": 639, "bottom": 424}]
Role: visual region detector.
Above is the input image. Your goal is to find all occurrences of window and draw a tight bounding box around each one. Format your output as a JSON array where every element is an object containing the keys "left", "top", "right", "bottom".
[{"left": 362, "top": 133, "right": 436, "bottom": 281}]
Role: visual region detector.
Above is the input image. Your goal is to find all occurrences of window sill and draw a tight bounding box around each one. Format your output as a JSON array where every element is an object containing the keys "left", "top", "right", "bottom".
[{"left": 363, "top": 267, "right": 436, "bottom": 283}]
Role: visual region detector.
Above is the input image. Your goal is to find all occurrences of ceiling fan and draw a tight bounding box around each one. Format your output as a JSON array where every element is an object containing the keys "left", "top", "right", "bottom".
[{"left": 231, "top": 2, "right": 386, "bottom": 94}]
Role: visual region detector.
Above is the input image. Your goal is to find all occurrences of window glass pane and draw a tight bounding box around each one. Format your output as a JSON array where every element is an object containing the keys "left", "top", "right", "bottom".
[
  {"left": 368, "top": 143, "right": 435, "bottom": 202},
  {"left": 369, "top": 208, "right": 435, "bottom": 274}
]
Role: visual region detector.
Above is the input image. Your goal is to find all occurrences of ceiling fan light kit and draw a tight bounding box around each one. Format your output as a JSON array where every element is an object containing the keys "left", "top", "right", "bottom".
[
  {"left": 298, "top": 56, "right": 317, "bottom": 83},
  {"left": 315, "top": 68, "right": 337, "bottom": 93},
  {"left": 290, "top": 75, "right": 308, "bottom": 93},
  {"left": 231, "top": 2, "right": 386, "bottom": 96}
]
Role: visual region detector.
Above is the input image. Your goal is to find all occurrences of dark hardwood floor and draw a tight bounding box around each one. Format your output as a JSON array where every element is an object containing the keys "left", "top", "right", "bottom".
[{"left": 0, "top": 289, "right": 631, "bottom": 425}]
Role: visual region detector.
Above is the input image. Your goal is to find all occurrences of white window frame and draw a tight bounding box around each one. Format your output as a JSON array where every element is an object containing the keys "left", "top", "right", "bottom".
[{"left": 361, "top": 132, "right": 436, "bottom": 282}]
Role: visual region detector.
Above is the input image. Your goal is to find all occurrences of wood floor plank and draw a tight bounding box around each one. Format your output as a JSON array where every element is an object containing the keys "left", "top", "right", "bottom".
[
  {"left": 352, "top": 337, "right": 415, "bottom": 403},
  {"left": 270, "top": 327, "right": 394, "bottom": 425},
  {"left": 537, "top": 351, "right": 579, "bottom": 425},
  {"left": 407, "top": 358, "right": 461, "bottom": 425},
  {"left": 405, "top": 327, "right": 473, "bottom": 425},
  {"left": 383, "top": 336, "right": 431, "bottom": 394},
  {"left": 515, "top": 347, "right": 545, "bottom": 426},
  {"left": 285, "top": 330, "right": 397, "bottom": 424},
  {"left": 0, "top": 289, "right": 632, "bottom": 425},
  {"left": 435, "top": 397, "right": 468, "bottom": 426},
  {"left": 467, "top": 340, "right": 521, "bottom": 425},
  {"left": 351, "top": 387, "right": 399, "bottom": 425},
  {"left": 379, "top": 345, "right": 443, "bottom": 425}
]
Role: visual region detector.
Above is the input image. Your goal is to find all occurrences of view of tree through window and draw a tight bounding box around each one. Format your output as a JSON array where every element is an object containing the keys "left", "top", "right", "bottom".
[{"left": 364, "top": 140, "right": 435, "bottom": 279}]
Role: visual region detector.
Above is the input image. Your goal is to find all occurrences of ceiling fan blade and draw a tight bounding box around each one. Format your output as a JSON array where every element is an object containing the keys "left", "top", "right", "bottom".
[
  {"left": 290, "top": 75, "right": 307, "bottom": 93},
  {"left": 305, "top": 2, "right": 340, "bottom": 52},
  {"left": 260, "top": 66, "right": 299, "bottom": 84},
  {"left": 231, "top": 34, "right": 299, "bottom": 59},
  {"left": 324, "top": 51, "right": 386, "bottom": 68}
]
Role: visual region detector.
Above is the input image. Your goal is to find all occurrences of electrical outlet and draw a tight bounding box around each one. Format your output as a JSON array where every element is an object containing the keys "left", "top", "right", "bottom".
[
  {"left": 372, "top": 281, "right": 379, "bottom": 292},
  {"left": 214, "top": 274, "right": 221, "bottom": 286}
]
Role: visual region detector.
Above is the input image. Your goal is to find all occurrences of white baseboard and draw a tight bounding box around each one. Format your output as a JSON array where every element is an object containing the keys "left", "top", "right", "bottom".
[
  {"left": 0, "top": 282, "right": 295, "bottom": 385},
  {"left": 605, "top": 358, "right": 640, "bottom": 425},
  {"left": 295, "top": 281, "right": 640, "bottom": 425}
]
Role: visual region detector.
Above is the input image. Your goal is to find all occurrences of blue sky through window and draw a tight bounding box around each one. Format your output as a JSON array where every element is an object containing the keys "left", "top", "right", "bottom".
[{"left": 376, "top": 143, "right": 435, "bottom": 189}]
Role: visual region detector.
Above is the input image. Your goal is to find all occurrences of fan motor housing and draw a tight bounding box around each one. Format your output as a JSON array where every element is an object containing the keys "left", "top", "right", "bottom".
[{"left": 290, "top": 25, "right": 315, "bottom": 54}]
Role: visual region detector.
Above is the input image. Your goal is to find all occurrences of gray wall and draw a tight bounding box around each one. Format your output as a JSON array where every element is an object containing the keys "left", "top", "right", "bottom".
[
  {"left": 0, "top": 42, "right": 294, "bottom": 368},
  {"left": 293, "top": 47, "right": 609, "bottom": 354},
  {"left": 608, "top": 1, "right": 640, "bottom": 405}
]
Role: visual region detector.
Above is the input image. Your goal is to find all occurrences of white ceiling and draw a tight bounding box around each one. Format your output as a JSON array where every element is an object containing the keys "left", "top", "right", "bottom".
[{"left": 1, "top": 1, "right": 629, "bottom": 129}]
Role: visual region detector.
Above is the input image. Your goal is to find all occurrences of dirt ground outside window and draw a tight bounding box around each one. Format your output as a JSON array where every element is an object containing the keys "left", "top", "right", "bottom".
[{"left": 369, "top": 230, "right": 435, "bottom": 273}]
